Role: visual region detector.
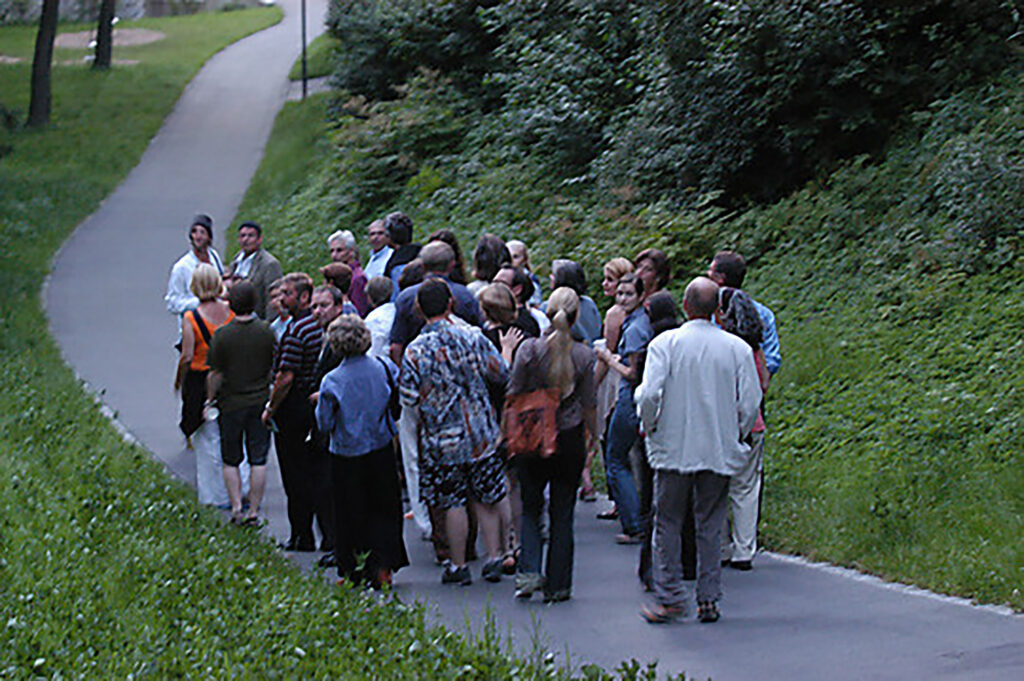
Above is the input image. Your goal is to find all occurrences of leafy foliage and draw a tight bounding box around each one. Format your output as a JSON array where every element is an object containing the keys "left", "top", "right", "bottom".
[
  {"left": 326, "top": 0, "right": 499, "bottom": 101},
  {"left": 326, "top": 0, "right": 1019, "bottom": 206}
]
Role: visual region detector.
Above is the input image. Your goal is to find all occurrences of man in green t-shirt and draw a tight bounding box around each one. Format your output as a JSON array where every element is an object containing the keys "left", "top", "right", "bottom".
[{"left": 207, "top": 281, "right": 277, "bottom": 525}]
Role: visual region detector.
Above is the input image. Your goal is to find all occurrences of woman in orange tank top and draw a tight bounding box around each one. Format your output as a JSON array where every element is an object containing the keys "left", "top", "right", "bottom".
[{"left": 174, "top": 264, "right": 233, "bottom": 506}]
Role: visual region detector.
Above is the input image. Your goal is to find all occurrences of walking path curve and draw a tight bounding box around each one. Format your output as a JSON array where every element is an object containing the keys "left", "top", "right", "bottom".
[{"left": 44, "top": 4, "right": 1023, "bottom": 679}]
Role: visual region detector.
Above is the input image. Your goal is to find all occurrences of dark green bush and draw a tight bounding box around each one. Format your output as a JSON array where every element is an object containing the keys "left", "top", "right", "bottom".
[
  {"left": 327, "top": 0, "right": 499, "bottom": 101},
  {"left": 601, "top": 0, "right": 1018, "bottom": 203},
  {"left": 479, "top": 0, "right": 647, "bottom": 175},
  {"left": 328, "top": 0, "right": 1017, "bottom": 206}
]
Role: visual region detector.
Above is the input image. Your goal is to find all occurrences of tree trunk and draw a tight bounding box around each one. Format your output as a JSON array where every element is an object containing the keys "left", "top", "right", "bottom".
[
  {"left": 94, "top": 0, "right": 116, "bottom": 70},
  {"left": 27, "top": 0, "right": 60, "bottom": 127}
]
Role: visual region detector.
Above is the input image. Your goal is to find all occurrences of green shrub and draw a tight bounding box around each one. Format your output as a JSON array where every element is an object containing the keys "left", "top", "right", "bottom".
[
  {"left": 600, "top": 0, "right": 1018, "bottom": 203},
  {"left": 325, "top": 0, "right": 1017, "bottom": 207},
  {"left": 326, "top": 0, "right": 499, "bottom": 100}
]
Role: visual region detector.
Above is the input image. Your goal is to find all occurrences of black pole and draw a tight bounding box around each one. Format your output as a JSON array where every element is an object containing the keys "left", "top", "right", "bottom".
[{"left": 301, "top": 0, "right": 308, "bottom": 99}]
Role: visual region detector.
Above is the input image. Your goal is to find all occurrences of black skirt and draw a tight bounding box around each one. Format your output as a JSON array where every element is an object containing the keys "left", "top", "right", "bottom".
[{"left": 331, "top": 442, "right": 409, "bottom": 583}]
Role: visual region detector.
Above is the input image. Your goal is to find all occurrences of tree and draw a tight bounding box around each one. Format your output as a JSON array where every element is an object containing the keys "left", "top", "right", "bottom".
[
  {"left": 27, "top": 0, "right": 59, "bottom": 127},
  {"left": 94, "top": 0, "right": 116, "bottom": 70}
]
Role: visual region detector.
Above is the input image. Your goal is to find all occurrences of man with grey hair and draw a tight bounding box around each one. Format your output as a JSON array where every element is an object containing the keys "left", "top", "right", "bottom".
[
  {"left": 363, "top": 219, "right": 393, "bottom": 281},
  {"left": 635, "top": 276, "right": 762, "bottom": 624},
  {"left": 327, "top": 229, "right": 369, "bottom": 316}
]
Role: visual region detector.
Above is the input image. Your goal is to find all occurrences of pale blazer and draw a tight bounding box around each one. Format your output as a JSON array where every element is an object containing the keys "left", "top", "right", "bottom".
[
  {"left": 635, "top": 318, "right": 762, "bottom": 476},
  {"left": 232, "top": 248, "right": 282, "bottom": 320}
]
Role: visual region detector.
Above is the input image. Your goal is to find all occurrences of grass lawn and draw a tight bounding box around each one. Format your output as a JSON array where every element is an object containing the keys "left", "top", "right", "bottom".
[
  {"left": 0, "top": 11, "right": 601, "bottom": 678},
  {"left": 288, "top": 31, "right": 338, "bottom": 80}
]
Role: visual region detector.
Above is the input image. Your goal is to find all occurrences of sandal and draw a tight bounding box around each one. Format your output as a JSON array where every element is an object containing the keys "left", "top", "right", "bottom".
[
  {"left": 640, "top": 603, "right": 685, "bottom": 624},
  {"left": 502, "top": 548, "right": 518, "bottom": 575}
]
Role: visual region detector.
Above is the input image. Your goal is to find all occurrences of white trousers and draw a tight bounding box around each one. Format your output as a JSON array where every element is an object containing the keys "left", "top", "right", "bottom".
[
  {"left": 722, "top": 431, "right": 764, "bottom": 562},
  {"left": 399, "top": 408, "right": 431, "bottom": 536},
  {"left": 193, "top": 419, "right": 250, "bottom": 507}
]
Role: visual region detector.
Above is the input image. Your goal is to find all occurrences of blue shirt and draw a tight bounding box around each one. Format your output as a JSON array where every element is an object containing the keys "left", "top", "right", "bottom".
[
  {"left": 364, "top": 245, "right": 394, "bottom": 280},
  {"left": 389, "top": 274, "right": 482, "bottom": 348},
  {"left": 617, "top": 307, "right": 653, "bottom": 402},
  {"left": 574, "top": 295, "right": 602, "bottom": 346},
  {"left": 315, "top": 355, "right": 397, "bottom": 457},
  {"left": 752, "top": 299, "right": 781, "bottom": 375}
]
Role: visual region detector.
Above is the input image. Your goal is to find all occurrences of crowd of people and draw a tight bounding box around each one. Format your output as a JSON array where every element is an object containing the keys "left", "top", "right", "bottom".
[{"left": 165, "top": 210, "right": 781, "bottom": 621}]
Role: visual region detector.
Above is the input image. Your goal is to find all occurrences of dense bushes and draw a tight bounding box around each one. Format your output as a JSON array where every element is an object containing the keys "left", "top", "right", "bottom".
[
  {"left": 326, "top": 0, "right": 499, "bottom": 101},
  {"left": 327, "top": 0, "right": 1019, "bottom": 206},
  {"left": 605, "top": 0, "right": 1018, "bottom": 202}
]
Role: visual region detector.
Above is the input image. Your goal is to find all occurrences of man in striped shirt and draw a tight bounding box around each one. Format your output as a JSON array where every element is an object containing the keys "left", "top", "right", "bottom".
[{"left": 262, "top": 272, "right": 334, "bottom": 553}]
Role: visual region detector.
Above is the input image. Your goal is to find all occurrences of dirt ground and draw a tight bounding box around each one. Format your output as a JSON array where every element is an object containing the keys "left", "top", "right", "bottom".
[{"left": 54, "top": 28, "right": 166, "bottom": 49}]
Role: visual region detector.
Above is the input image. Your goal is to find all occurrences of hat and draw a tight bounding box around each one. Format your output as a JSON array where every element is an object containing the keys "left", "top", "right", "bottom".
[{"left": 191, "top": 213, "right": 214, "bottom": 241}]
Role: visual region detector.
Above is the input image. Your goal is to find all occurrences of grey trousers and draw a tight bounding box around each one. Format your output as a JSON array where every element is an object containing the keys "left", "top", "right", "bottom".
[{"left": 652, "top": 469, "right": 730, "bottom": 608}]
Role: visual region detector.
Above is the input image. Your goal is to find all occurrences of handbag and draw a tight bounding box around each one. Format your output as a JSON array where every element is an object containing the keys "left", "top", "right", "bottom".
[{"left": 503, "top": 388, "right": 560, "bottom": 458}]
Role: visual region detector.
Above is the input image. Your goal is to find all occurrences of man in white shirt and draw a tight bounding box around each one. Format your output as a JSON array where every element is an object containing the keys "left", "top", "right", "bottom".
[
  {"left": 635, "top": 276, "right": 761, "bottom": 624},
  {"left": 165, "top": 214, "right": 224, "bottom": 342},
  {"left": 363, "top": 276, "right": 396, "bottom": 359},
  {"left": 363, "top": 219, "right": 394, "bottom": 280}
]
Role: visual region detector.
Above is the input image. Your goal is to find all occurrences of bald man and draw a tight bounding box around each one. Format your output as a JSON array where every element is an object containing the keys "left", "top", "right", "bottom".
[{"left": 635, "top": 277, "right": 762, "bottom": 624}]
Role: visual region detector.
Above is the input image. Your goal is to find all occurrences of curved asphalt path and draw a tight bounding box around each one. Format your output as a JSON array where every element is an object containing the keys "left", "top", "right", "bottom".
[{"left": 44, "top": 5, "right": 1023, "bottom": 679}]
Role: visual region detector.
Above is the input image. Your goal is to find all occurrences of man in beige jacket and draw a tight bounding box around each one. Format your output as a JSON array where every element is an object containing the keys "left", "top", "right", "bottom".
[{"left": 228, "top": 221, "right": 283, "bottom": 320}]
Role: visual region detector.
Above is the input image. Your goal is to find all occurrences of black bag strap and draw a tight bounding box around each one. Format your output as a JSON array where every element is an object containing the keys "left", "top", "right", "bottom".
[
  {"left": 190, "top": 309, "right": 212, "bottom": 345},
  {"left": 376, "top": 357, "right": 400, "bottom": 434}
]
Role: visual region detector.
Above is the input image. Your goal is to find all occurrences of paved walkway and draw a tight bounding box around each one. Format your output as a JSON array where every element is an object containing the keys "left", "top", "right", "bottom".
[{"left": 43, "top": 4, "right": 1023, "bottom": 680}]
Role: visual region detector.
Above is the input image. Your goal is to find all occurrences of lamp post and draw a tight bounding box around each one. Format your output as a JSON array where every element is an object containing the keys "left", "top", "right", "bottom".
[{"left": 301, "top": 0, "right": 308, "bottom": 99}]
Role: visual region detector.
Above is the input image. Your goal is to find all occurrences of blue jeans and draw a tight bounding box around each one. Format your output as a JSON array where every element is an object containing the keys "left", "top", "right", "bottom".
[{"left": 605, "top": 396, "right": 643, "bottom": 536}]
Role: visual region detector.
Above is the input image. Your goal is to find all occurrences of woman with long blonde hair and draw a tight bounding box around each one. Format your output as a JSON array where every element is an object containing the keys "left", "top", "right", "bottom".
[{"left": 506, "top": 287, "right": 598, "bottom": 602}]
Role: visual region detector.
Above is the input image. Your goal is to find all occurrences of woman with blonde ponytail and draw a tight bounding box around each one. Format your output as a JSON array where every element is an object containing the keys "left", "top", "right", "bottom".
[{"left": 506, "top": 287, "right": 598, "bottom": 603}]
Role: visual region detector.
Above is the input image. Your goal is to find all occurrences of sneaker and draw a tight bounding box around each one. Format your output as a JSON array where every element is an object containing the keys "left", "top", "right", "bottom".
[
  {"left": 514, "top": 573, "right": 545, "bottom": 600},
  {"left": 441, "top": 563, "right": 472, "bottom": 586},
  {"left": 597, "top": 506, "right": 619, "bottom": 520},
  {"left": 615, "top": 532, "right": 643, "bottom": 545},
  {"left": 482, "top": 558, "right": 504, "bottom": 583},
  {"left": 697, "top": 600, "right": 720, "bottom": 623},
  {"left": 640, "top": 603, "right": 686, "bottom": 624}
]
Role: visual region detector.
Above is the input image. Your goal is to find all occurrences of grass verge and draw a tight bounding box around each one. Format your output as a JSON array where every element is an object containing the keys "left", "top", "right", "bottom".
[
  {"left": 0, "top": 12, "right": 637, "bottom": 678},
  {"left": 288, "top": 32, "right": 338, "bottom": 80}
]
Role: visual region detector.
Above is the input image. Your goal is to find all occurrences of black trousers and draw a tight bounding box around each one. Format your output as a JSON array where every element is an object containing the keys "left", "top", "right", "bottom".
[
  {"left": 274, "top": 395, "right": 334, "bottom": 548},
  {"left": 516, "top": 424, "right": 587, "bottom": 596}
]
